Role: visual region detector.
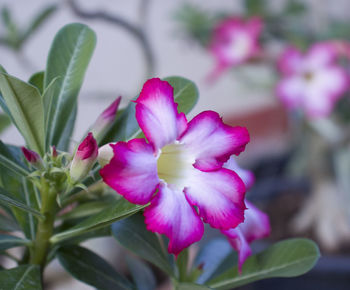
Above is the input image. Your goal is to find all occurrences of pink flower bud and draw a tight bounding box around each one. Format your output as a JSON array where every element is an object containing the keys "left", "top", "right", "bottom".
[
  {"left": 97, "top": 143, "right": 114, "bottom": 167},
  {"left": 91, "top": 97, "right": 121, "bottom": 141},
  {"left": 21, "top": 147, "right": 43, "bottom": 169},
  {"left": 52, "top": 146, "right": 58, "bottom": 158},
  {"left": 70, "top": 133, "right": 98, "bottom": 183}
]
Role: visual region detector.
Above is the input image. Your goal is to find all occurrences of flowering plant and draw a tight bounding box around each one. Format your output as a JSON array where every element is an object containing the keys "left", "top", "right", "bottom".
[{"left": 0, "top": 23, "right": 319, "bottom": 289}]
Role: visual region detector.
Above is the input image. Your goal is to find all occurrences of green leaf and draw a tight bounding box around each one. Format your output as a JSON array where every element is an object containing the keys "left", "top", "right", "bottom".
[
  {"left": 164, "top": 76, "right": 199, "bottom": 115},
  {"left": 28, "top": 71, "right": 44, "bottom": 94},
  {"left": 126, "top": 256, "right": 156, "bottom": 290},
  {"left": 0, "top": 186, "right": 43, "bottom": 219},
  {"left": 0, "top": 113, "right": 11, "bottom": 134},
  {"left": 0, "top": 140, "right": 29, "bottom": 177},
  {"left": 0, "top": 233, "right": 30, "bottom": 250},
  {"left": 101, "top": 76, "right": 199, "bottom": 145},
  {"left": 59, "top": 201, "right": 110, "bottom": 221},
  {"left": 44, "top": 23, "right": 96, "bottom": 150},
  {"left": 0, "top": 265, "right": 42, "bottom": 290},
  {"left": 0, "top": 73, "right": 45, "bottom": 155},
  {"left": 112, "top": 214, "right": 174, "bottom": 277},
  {"left": 42, "top": 77, "right": 58, "bottom": 135},
  {"left": 51, "top": 198, "right": 145, "bottom": 244},
  {"left": 176, "top": 283, "right": 212, "bottom": 290},
  {"left": 57, "top": 245, "right": 134, "bottom": 290},
  {"left": 194, "top": 238, "right": 235, "bottom": 284},
  {"left": 207, "top": 238, "right": 320, "bottom": 289},
  {"left": 0, "top": 213, "right": 20, "bottom": 232}
]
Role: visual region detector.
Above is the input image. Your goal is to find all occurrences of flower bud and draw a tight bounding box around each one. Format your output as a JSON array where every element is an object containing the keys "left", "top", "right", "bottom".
[
  {"left": 97, "top": 143, "right": 114, "bottom": 167},
  {"left": 51, "top": 145, "right": 58, "bottom": 158},
  {"left": 70, "top": 132, "right": 98, "bottom": 183},
  {"left": 91, "top": 97, "right": 121, "bottom": 141},
  {"left": 21, "top": 147, "right": 44, "bottom": 169}
]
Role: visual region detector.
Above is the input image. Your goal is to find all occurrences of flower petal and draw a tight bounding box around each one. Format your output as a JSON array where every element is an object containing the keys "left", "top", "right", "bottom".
[
  {"left": 241, "top": 201, "right": 271, "bottom": 243},
  {"left": 221, "top": 200, "right": 270, "bottom": 272},
  {"left": 180, "top": 111, "right": 249, "bottom": 171},
  {"left": 276, "top": 76, "right": 305, "bottom": 109},
  {"left": 303, "top": 67, "right": 349, "bottom": 118},
  {"left": 278, "top": 46, "right": 303, "bottom": 75},
  {"left": 144, "top": 183, "right": 204, "bottom": 256},
  {"left": 224, "top": 157, "right": 255, "bottom": 190},
  {"left": 305, "top": 43, "right": 337, "bottom": 69},
  {"left": 185, "top": 168, "right": 246, "bottom": 230},
  {"left": 100, "top": 139, "right": 159, "bottom": 205},
  {"left": 135, "top": 78, "right": 187, "bottom": 150},
  {"left": 221, "top": 228, "right": 251, "bottom": 273}
]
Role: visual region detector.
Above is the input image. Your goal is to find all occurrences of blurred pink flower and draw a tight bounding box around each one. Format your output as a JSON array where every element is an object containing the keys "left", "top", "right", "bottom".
[
  {"left": 207, "top": 17, "right": 263, "bottom": 82},
  {"left": 100, "top": 78, "right": 250, "bottom": 256},
  {"left": 276, "top": 43, "right": 349, "bottom": 118}
]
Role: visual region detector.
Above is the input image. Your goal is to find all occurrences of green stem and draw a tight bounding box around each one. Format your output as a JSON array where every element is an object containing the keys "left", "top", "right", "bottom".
[
  {"left": 29, "top": 179, "right": 57, "bottom": 268},
  {"left": 176, "top": 248, "right": 189, "bottom": 282}
]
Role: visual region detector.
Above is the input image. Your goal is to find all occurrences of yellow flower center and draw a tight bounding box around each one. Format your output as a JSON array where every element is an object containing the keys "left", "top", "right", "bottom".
[{"left": 157, "top": 142, "right": 195, "bottom": 189}]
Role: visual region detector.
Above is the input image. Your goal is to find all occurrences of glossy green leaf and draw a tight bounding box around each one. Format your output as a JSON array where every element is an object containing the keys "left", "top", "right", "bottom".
[
  {"left": 207, "top": 239, "right": 320, "bottom": 289},
  {"left": 42, "top": 77, "right": 58, "bottom": 135},
  {"left": 0, "top": 113, "right": 11, "bottom": 134},
  {"left": 112, "top": 214, "right": 174, "bottom": 277},
  {"left": 0, "top": 265, "right": 42, "bottom": 290},
  {"left": 57, "top": 245, "right": 134, "bottom": 290},
  {"left": 28, "top": 71, "right": 44, "bottom": 94},
  {"left": 0, "top": 233, "right": 30, "bottom": 250},
  {"left": 0, "top": 186, "right": 43, "bottom": 219},
  {"left": 100, "top": 76, "right": 199, "bottom": 145},
  {"left": 126, "top": 256, "right": 156, "bottom": 290},
  {"left": 177, "top": 283, "right": 212, "bottom": 290},
  {"left": 51, "top": 198, "right": 145, "bottom": 244},
  {"left": 44, "top": 23, "right": 96, "bottom": 150},
  {"left": 0, "top": 73, "right": 45, "bottom": 155}
]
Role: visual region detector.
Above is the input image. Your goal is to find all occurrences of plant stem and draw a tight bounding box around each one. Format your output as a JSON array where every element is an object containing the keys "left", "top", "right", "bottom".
[
  {"left": 29, "top": 179, "right": 57, "bottom": 268},
  {"left": 176, "top": 248, "right": 189, "bottom": 282}
]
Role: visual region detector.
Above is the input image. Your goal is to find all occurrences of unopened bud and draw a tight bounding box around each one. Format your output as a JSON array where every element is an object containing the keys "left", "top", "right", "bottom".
[
  {"left": 21, "top": 147, "right": 44, "bottom": 169},
  {"left": 91, "top": 97, "right": 121, "bottom": 141},
  {"left": 70, "top": 132, "right": 98, "bottom": 183},
  {"left": 97, "top": 143, "right": 114, "bottom": 167}
]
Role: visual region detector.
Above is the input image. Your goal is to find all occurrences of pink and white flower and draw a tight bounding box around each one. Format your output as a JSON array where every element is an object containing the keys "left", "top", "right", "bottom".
[
  {"left": 221, "top": 158, "right": 270, "bottom": 272},
  {"left": 208, "top": 17, "right": 263, "bottom": 82},
  {"left": 277, "top": 43, "right": 349, "bottom": 118},
  {"left": 100, "top": 78, "right": 250, "bottom": 255}
]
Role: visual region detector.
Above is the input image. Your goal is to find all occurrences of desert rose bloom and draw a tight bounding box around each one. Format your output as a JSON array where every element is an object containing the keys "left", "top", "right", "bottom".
[
  {"left": 70, "top": 132, "right": 98, "bottom": 183},
  {"left": 208, "top": 17, "right": 263, "bottom": 81},
  {"left": 91, "top": 96, "right": 121, "bottom": 141},
  {"left": 21, "top": 147, "right": 44, "bottom": 169},
  {"left": 100, "top": 78, "right": 250, "bottom": 255},
  {"left": 277, "top": 43, "right": 349, "bottom": 118},
  {"left": 221, "top": 158, "right": 270, "bottom": 272}
]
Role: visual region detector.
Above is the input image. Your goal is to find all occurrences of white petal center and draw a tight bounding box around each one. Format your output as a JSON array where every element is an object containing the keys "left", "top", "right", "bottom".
[{"left": 157, "top": 142, "right": 195, "bottom": 189}]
